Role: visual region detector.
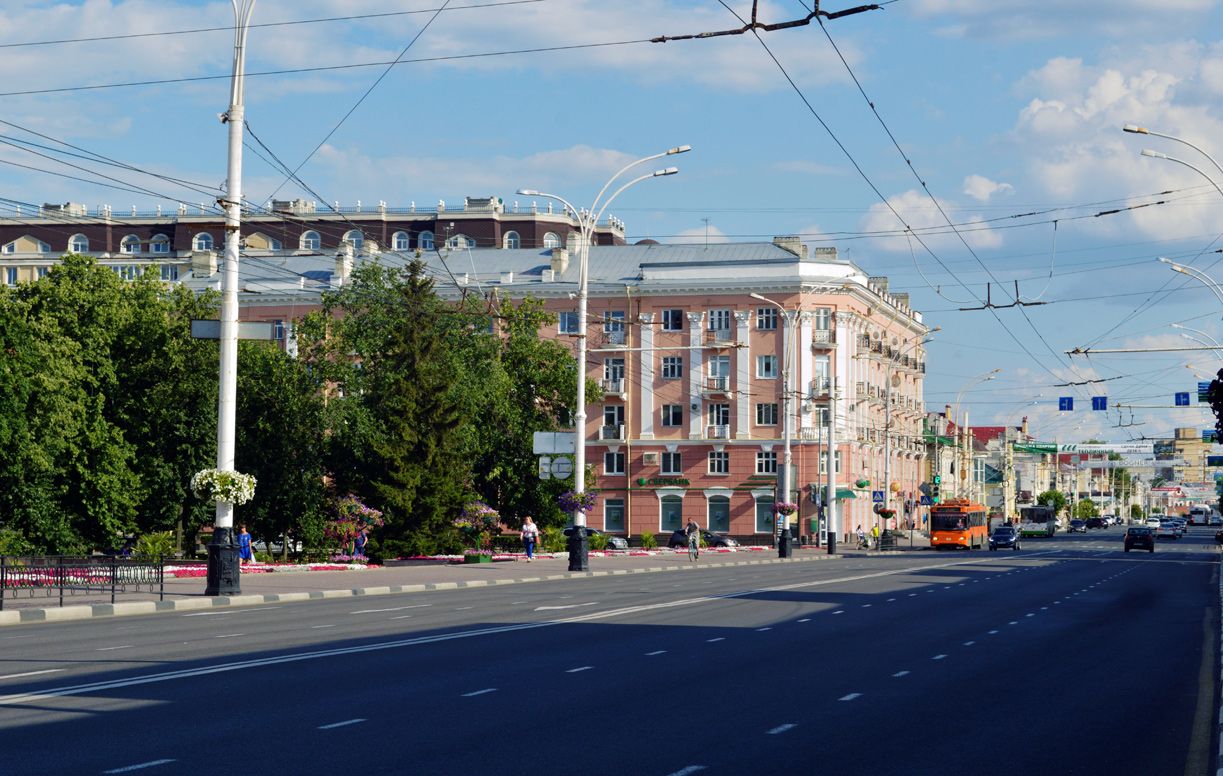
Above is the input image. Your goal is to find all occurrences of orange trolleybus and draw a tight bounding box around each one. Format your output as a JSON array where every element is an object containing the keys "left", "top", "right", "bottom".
[{"left": 930, "top": 498, "right": 989, "bottom": 550}]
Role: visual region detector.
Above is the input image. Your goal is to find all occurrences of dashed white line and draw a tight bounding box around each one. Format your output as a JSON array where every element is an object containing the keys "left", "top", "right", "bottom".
[
  {"left": 214, "top": 634, "right": 245, "bottom": 639},
  {"left": 767, "top": 724, "right": 797, "bottom": 734},
  {"left": 566, "top": 666, "right": 593, "bottom": 673},
  {"left": 833, "top": 611, "right": 844, "bottom": 615},
  {"left": 0, "top": 669, "right": 64, "bottom": 680},
  {"left": 862, "top": 604, "right": 872, "bottom": 608},
  {"left": 887, "top": 598, "right": 896, "bottom": 602},
  {"left": 646, "top": 650, "right": 667, "bottom": 656},
  {"left": 932, "top": 654, "right": 947, "bottom": 660},
  {"left": 893, "top": 671, "right": 910, "bottom": 677},
  {"left": 389, "top": 616, "right": 412, "bottom": 620},
  {"left": 456, "top": 607, "right": 474, "bottom": 611},
  {"left": 97, "top": 646, "right": 132, "bottom": 651},
  {"left": 351, "top": 605, "right": 429, "bottom": 614},
  {"left": 318, "top": 719, "right": 366, "bottom": 730},
  {"left": 1009, "top": 621, "right": 1019, "bottom": 625},
  {"left": 707, "top": 637, "right": 725, "bottom": 643},
  {"left": 756, "top": 627, "right": 773, "bottom": 632},
  {"left": 312, "top": 625, "right": 336, "bottom": 629},
  {"left": 964, "top": 641, "right": 975, "bottom": 646},
  {"left": 798, "top": 618, "right": 811, "bottom": 623},
  {"left": 665, "top": 767, "right": 707, "bottom": 776},
  {"left": 1026, "top": 613, "right": 1036, "bottom": 617},
  {"left": 839, "top": 693, "right": 861, "bottom": 701},
  {"left": 461, "top": 688, "right": 497, "bottom": 697},
  {"left": 103, "top": 760, "right": 176, "bottom": 773}
]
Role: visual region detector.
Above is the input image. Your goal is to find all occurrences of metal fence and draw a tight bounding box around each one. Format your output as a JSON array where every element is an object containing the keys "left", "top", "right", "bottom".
[{"left": 0, "top": 555, "right": 164, "bottom": 610}]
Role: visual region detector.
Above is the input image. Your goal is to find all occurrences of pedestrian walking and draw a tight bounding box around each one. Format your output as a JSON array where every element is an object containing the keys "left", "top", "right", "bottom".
[
  {"left": 856, "top": 525, "right": 867, "bottom": 549},
  {"left": 870, "top": 523, "right": 880, "bottom": 548},
  {"left": 685, "top": 517, "right": 700, "bottom": 561},
  {"left": 354, "top": 527, "right": 369, "bottom": 558},
  {"left": 237, "top": 524, "right": 254, "bottom": 565},
  {"left": 521, "top": 517, "right": 540, "bottom": 562}
]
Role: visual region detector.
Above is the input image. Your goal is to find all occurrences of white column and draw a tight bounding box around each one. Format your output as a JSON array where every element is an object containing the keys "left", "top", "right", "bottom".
[
  {"left": 734, "top": 309, "right": 752, "bottom": 439},
  {"left": 799, "top": 310, "right": 815, "bottom": 429},
  {"left": 688, "top": 312, "right": 705, "bottom": 440},
  {"left": 639, "top": 312, "right": 655, "bottom": 440}
]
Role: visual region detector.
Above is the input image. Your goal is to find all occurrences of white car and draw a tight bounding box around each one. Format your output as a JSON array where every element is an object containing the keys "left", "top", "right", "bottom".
[
  {"left": 1157, "top": 522, "right": 1180, "bottom": 540},
  {"left": 1145, "top": 518, "right": 1162, "bottom": 530}
]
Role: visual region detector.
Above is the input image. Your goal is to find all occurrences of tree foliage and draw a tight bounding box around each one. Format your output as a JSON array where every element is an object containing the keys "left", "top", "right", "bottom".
[{"left": 1036, "top": 489, "right": 1068, "bottom": 516}]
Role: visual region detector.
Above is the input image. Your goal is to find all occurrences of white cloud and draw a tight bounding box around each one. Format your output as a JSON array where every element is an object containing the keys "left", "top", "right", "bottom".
[
  {"left": 904, "top": 0, "right": 1220, "bottom": 40},
  {"left": 668, "top": 224, "right": 729, "bottom": 245},
  {"left": 859, "top": 189, "right": 1003, "bottom": 252},
  {"left": 963, "top": 174, "right": 1013, "bottom": 201}
]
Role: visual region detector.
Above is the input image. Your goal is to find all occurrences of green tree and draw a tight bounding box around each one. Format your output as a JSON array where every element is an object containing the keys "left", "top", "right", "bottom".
[
  {"left": 1036, "top": 489, "right": 1068, "bottom": 517},
  {"left": 1129, "top": 503, "right": 1144, "bottom": 520},
  {"left": 1074, "top": 499, "right": 1099, "bottom": 519}
]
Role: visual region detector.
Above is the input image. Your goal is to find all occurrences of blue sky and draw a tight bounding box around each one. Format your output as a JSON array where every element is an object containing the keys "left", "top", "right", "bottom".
[{"left": 3, "top": 0, "right": 1223, "bottom": 445}]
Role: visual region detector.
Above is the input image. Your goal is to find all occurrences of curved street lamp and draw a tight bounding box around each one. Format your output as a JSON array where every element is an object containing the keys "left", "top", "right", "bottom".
[
  {"left": 1158, "top": 258, "right": 1223, "bottom": 310},
  {"left": 517, "top": 145, "right": 689, "bottom": 571},
  {"left": 951, "top": 369, "right": 1001, "bottom": 499}
]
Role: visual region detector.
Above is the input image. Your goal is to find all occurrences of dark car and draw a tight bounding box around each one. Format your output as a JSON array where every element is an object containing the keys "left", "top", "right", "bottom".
[
  {"left": 988, "top": 525, "right": 1021, "bottom": 551},
  {"left": 1068, "top": 519, "right": 1087, "bottom": 533},
  {"left": 563, "top": 527, "right": 629, "bottom": 550},
  {"left": 1084, "top": 517, "right": 1105, "bottom": 529},
  {"left": 1124, "top": 526, "right": 1155, "bottom": 553},
  {"left": 667, "top": 529, "right": 740, "bottom": 549}
]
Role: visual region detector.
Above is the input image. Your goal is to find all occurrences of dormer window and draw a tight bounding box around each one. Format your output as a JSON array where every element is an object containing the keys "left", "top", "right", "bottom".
[
  {"left": 121, "top": 235, "right": 141, "bottom": 254},
  {"left": 192, "top": 233, "right": 214, "bottom": 251},
  {"left": 70, "top": 234, "right": 89, "bottom": 253},
  {"left": 393, "top": 231, "right": 410, "bottom": 251},
  {"left": 150, "top": 234, "right": 170, "bottom": 254},
  {"left": 418, "top": 231, "right": 434, "bottom": 251}
]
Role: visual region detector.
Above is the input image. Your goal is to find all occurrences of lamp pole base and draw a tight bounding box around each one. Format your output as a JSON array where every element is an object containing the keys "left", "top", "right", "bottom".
[
  {"left": 204, "top": 526, "right": 242, "bottom": 596},
  {"left": 567, "top": 527, "right": 589, "bottom": 572}
]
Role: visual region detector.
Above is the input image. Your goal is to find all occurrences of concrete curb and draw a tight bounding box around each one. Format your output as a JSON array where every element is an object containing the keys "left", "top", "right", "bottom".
[{"left": 0, "top": 552, "right": 843, "bottom": 628}]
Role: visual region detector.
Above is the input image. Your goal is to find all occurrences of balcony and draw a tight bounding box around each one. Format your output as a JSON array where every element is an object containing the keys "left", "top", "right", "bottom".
[
  {"left": 702, "top": 376, "right": 735, "bottom": 398},
  {"left": 810, "top": 377, "right": 831, "bottom": 398},
  {"left": 704, "top": 329, "right": 734, "bottom": 347},
  {"left": 858, "top": 334, "right": 871, "bottom": 349},
  {"left": 595, "top": 329, "right": 628, "bottom": 349},
  {"left": 811, "top": 329, "right": 836, "bottom": 349},
  {"left": 600, "top": 424, "right": 626, "bottom": 441},
  {"left": 706, "top": 424, "right": 731, "bottom": 440},
  {"left": 601, "top": 378, "right": 627, "bottom": 398}
]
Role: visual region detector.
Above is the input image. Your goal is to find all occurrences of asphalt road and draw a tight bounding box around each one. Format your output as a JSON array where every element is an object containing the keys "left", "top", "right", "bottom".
[{"left": 1, "top": 525, "right": 1217, "bottom": 776}]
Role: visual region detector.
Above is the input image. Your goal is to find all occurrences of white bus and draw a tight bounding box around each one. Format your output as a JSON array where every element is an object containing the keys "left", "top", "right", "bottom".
[
  {"left": 1188, "top": 505, "right": 1212, "bottom": 526},
  {"left": 1019, "top": 505, "right": 1058, "bottom": 537}
]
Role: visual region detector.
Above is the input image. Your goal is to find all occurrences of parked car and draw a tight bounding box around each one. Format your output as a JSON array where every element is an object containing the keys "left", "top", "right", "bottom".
[
  {"left": 667, "top": 529, "right": 740, "bottom": 549},
  {"left": 252, "top": 536, "right": 303, "bottom": 554},
  {"left": 1124, "top": 526, "right": 1155, "bottom": 553},
  {"left": 1068, "top": 519, "right": 1087, "bottom": 533},
  {"left": 988, "top": 525, "right": 1021, "bottom": 551},
  {"left": 1157, "top": 523, "right": 1179, "bottom": 540},
  {"left": 563, "top": 527, "right": 629, "bottom": 550},
  {"left": 1084, "top": 517, "right": 1105, "bottom": 529}
]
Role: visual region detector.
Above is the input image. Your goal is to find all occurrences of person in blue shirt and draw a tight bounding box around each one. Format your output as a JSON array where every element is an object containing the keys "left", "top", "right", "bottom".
[{"left": 237, "top": 524, "right": 254, "bottom": 565}]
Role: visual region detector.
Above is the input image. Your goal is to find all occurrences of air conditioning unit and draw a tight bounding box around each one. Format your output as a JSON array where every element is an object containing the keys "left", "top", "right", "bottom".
[{"left": 642, "top": 452, "right": 659, "bottom": 466}]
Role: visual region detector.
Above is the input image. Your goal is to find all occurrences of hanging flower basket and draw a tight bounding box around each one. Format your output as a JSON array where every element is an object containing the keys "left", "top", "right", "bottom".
[
  {"left": 772, "top": 502, "right": 798, "bottom": 517},
  {"left": 190, "top": 469, "right": 257, "bottom": 505},
  {"left": 455, "top": 502, "right": 501, "bottom": 552},
  {"left": 559, "top": 490, "right": 598, "bottom": 514}
]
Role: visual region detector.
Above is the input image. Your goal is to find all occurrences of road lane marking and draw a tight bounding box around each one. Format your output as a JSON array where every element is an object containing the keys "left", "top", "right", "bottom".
[
  {"left": 389, "top": 616, "right": 412, "bottom": 620},
  {"left": 893, "top": 671, "right": 909, "bottom": 677},
  {"left": 861, "top": 604, "right": 871, "bottom": 608},
  {"left": 566, "top": 666, "right": 593, "bottom": 673},
  {"left": 767, "top": 724, "right": 797, "bottom": 734},
  {"left": 887, "top": 598, "right": 896, "bottom": 602},
  {"left": 839, "top": 693, "right": 861, "bottom": 701},
  {"left": 456, "top": 607, "right": 474, "bottom": 611},
  {"left": 665, "top": 767, "right": 707, "bottom": 776},
  {"left": 964, "top": 641, "right": 975, "bottom": 646},
  {"left": 833, "top": 611, "right": 844, "bottom": 615},
  {"left": 932, "top": 655, "right": 947, "bottom": 660},
  {"left": 103, "top": 760, "right": 176, "bottom": 773},
  {"left": 1009, "top": 622, "right": 1018, "bottom": 625},
  {"left": 312, "top": 625, "right": 336, "bottom": 629},
  {"left": 351, "top": 605, "right": 430, "bottom": 614},
  {"left": 646, "top": 651, "right": 667, "bottom": 656},
  {"left": 97, "top": 646, "right": 132, "bottom": 651},
  {"left": 798, "top": 619, "right": 811, "bottom": 623},
  {"left": 318, "top": 719, "right": 366, "bottom": 729},
  {"left": 1026, "top": 613, "right": 1035, "bottom": 617},
  {"left": 535, "top": 603, "right": 597, "bottom": 611},
  {"left": 706, "top": 638, "right": 725, "bottom": 643},
  {"left": 462, "top": 689, "right": 497, "bottom": 697},
  {"left": 181, "top": 612, "right": 236, "bottom": 617},
  {"left": 756, "top": 628, "right": 772, "bottom": 632},
  {"left": 214, "top": 634, "right": 245, "bottom": 639},
  {"left": 0, "top": 669, "right": 64, "bottom": 680}
]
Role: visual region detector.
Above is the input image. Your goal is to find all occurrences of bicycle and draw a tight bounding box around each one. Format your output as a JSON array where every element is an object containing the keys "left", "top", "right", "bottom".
[{"left": 687, "top": 536, "right": 700, "bottom": 561}]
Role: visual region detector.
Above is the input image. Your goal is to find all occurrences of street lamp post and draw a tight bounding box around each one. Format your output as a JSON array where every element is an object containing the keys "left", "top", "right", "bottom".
[
  {"left": 206, "top": 0, "right": 256, "bottom": 597},
  {"left": 518, "top": 145, "right": 688, "bottom": 571}
]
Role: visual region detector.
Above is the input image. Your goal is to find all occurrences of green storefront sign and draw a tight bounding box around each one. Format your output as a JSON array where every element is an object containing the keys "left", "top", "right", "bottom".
[{"left": 637, "top": 477, "right": 691, "bottom": 487}]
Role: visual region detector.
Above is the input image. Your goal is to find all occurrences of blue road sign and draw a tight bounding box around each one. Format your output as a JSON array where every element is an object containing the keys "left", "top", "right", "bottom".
[
  {"left": 920, "top": 495, "right": 931, "bottom": 506},
  {"left": 872, "top": 490, "right": 884, "bottom": 503},
  {"left": 1091, "top": 396, "right": 1107, "bottom": 411},
  {"left": 1176, "top": 392, "right": 1190, "bottom": 407},
  {"left": 1059, "top": 397, "right": 1074, "bottom": 411}
]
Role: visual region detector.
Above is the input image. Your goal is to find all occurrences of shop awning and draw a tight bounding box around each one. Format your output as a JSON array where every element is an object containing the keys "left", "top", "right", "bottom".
[{"left": 836, "top": 487, "right": 858, "bottom": 500}]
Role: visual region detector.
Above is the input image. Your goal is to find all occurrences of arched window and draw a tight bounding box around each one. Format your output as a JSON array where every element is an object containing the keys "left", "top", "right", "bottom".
[
  {"left": 301, "top": 231, "right": 321, "bottom": 250},
  {"left": 343, "top": 230, "right": 363, "bottom": 252},
  {"left": 192, "top": 233, "right": 214, "bottom": 251},
  {"left": 150, "top": 234, "right": 170, "bottom": 254},
  {"left": 418, "top": 231, "right": 434, "bottom": 251},
  {"left": 121, "top": 235, "right": 141, "bottom": 254},
  {"left": 446, "top": 234, "right": 475, "bottom": 250},
  {"left": 393, "top": 231, "right": 410, "bottom": 251},
  {"left": 543, "top": 232, "right": 560, "bottom": 249},
  {"left": 503, "top": 231, "right": 520, "bottom": 250},
  {"left": 69, "top": 234, "right": 89, "bottom": 253}
]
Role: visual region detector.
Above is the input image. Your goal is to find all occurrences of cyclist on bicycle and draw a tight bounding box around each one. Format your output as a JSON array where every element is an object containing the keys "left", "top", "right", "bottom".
[
  {"left": 685, "top": 518, "right": 701, "bottom": 561},
  {"left": 856, "top": 525, "right": 868, "bottom": 550}
]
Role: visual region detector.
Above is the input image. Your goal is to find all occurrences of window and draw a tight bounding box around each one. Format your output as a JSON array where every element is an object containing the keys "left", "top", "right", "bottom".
[
  {"left": 1, "top": 243, "right": 13, "bottom": 254},
  {"left": 661, "top": 495, "right": 683, "bottom": 532},
  {"left": 603, "top": 405, "right": 624, "bottom": 428},
  {"left": 814, "top": 354, "right": 831, "bottom": 392},
  {"left": 604, "top": 311, "right": 625, "bottom": 332},
  {"left": 301, "top": 231, "right": 321, "bottom": 250},
  {"left": 418, "top": 231, "right": 434, "bottom": 251},
  {"left": 37, "top": 267, "right": 48, "bottom": 279},
  {"left": 559, "top": 311, "right": 579, "bottom": 334},
  {"left": 661, "top": 452, "right": 682, "bottom": 475},
  {"left": 661, "top": 405, "right": 683, "bottom": 427},
  {"left": 755, "top": 497, "right": 774, "bottom": 533},
  {"left": 193, "top": 233, "right": 214, "bottom": 251},
  {"left": 819, "top": 450, "right": 843, "bottom": 475},
  {"left": 708, "top": 309, "right": 731, "bottom": 331},
  {"left": 757, "top": 308, "right": 778, "bottom": 330},
  {"left": 662, "top": 309, "right": 684, "bottom": 331},
  {"left": 756, "top": 403, "right": 778, "bottom": 426},
  {"left": 5, "top": 267, "right": 15, "bottom": 285},
  {"left": 69, "top": 234, "right": 88, "bottom": 253},
  {"left": 604, "top": 358, "right": 625, "bottom": 384},
  {"left": 343, "top": 230, "right": 363, "bottom": 252},
  {"left": 273, "top": 319, "right": 286, "bottom": 342},
  {"left": 149, "top": 234, "right": 169, "bottom": 254},
  {"left": 661, "top": 356, "right": 683, "bottom": 379},
  {"left": 121, "top": 235, "right": 140, "bottom": 254},
  {"left": 503, "top": 231, "right": 520, "bottom": 250},
  {"left": 604, "top": 451, "right": 625, "bottom": 475},
  {"left": 446, "top": 234, "right": 475, "bottom": 250},
  {"left": 708, "top": 403, "right": 730, "bottom": 426},
  {"left": 757, "top": 355, "right": 778, "bottom": 379},
  {"left": 543, "top": 232, "right": 560, "bottom": 249},
  {"left": 160, "top": 264, "right": 179, "bottom": 282},
  {"left": 393, "top": 231, "right": 410, "bottom": 251},
  {"left": 708, "top": 495, "right": 730, "bottom": 532},
  {"left": 708, "top": 355, "right": 730, "bottom": 379},
  {"left": 812, "top": 307, "right": 831, "bottom": 330},
  {"left": 708, "top": 451, "right": 730, "bottom": 474},
  {"left": 604, "top": 498, "right": 625, "bottom": 532},
  {"left": 756, "top": 452, "right": 778, "bottom": 474}
]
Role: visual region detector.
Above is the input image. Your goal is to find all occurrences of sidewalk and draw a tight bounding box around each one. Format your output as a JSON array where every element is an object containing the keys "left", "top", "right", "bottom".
[{"left": 0, "top": 537, "right": 931, "bottom": 627}]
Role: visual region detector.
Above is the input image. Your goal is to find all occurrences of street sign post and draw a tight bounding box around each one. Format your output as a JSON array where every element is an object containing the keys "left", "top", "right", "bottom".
[{"left": 190, "top": 319, "right": 275, "bottom": 340}]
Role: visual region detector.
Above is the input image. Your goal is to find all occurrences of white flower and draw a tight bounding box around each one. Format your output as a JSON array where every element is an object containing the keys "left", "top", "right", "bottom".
[{"left": 191, "top": 468, "right": 257, "bottom": 505}]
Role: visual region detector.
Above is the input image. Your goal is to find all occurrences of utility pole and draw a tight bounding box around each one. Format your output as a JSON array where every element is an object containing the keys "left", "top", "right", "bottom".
[{"left": 205, "top": 0, "right": 256, "bottom": 597}]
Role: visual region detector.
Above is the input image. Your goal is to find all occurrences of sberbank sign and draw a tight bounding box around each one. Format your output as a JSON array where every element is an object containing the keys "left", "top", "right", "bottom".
[{"left": 638, "top": 477, "right": 691, "bottom": 487}]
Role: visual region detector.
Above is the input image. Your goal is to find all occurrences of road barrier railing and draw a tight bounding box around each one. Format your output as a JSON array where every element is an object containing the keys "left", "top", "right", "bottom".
[{"left": 0, "top": 555, "right": 165, "bottom": 610}]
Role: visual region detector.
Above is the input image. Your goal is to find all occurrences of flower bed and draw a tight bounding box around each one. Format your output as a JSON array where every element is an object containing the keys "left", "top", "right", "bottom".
[{"left": 163, "top": 562, "right": 369, "bottom": 578}]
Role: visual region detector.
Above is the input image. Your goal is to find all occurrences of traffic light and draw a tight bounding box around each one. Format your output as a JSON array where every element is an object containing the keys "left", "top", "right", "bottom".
[{"left": 931, "top": 474, "right": 941, "bottom": 504}]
